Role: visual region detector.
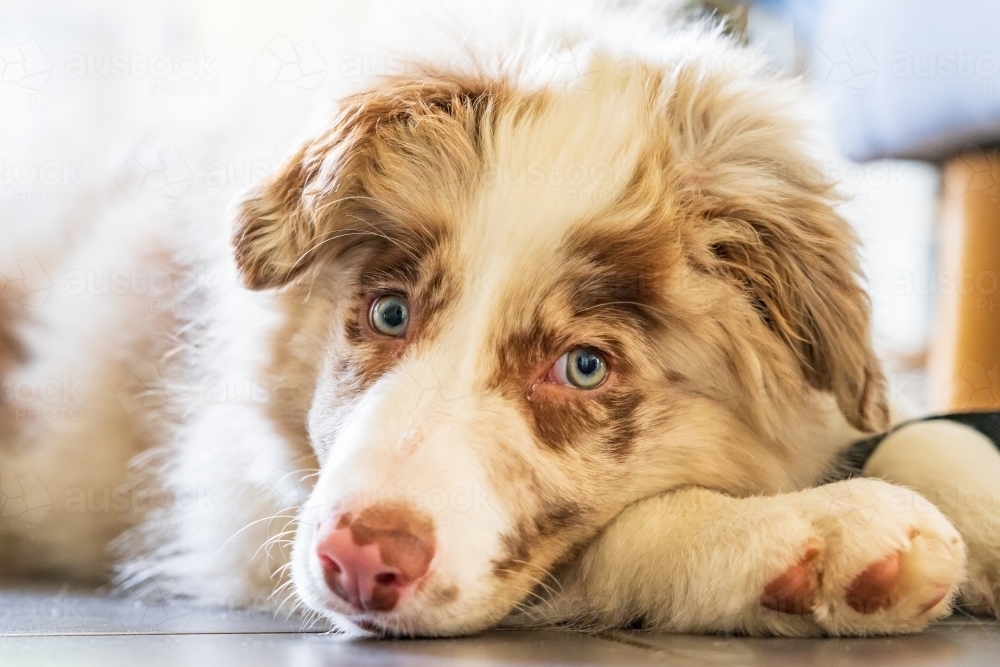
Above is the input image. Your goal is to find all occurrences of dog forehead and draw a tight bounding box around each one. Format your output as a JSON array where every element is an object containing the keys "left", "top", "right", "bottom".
[
  {"left": 459, "top": 76, "right": 650, "bottom": 273},
  {"left": 410, "top": 82, "right": 652, "bottom": 342}
]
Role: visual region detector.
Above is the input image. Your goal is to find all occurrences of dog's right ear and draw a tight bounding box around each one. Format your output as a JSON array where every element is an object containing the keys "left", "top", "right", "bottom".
[{"left": 232, "top": 73, "right": 495, "bottom": 290}]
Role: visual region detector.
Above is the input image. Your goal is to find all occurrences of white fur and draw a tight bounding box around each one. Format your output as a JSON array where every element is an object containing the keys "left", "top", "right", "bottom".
[
  {"left": 524, "top": 479, "right": 966, "bottom": 636},
  {"left": 864, "top": 420, "right": 1000, "bottom": 615}
]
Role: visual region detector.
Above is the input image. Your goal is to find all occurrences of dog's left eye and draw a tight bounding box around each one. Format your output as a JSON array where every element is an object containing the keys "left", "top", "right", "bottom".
[
  {"left": 369, "top": 295, "right": 410, "bottom": 337},
  {"left": 546, "top": 348, "right": 608, "bottom": 389}
]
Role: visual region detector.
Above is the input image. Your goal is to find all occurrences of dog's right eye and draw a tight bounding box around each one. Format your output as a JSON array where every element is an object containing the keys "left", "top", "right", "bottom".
[{"left": 369, "top": 295, "right": 410, "bottom": 337}]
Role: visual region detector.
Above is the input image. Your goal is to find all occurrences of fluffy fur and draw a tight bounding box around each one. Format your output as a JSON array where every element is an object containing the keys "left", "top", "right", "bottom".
[{"left": 1, "top": 4, "right": 998, "bottom": 637}]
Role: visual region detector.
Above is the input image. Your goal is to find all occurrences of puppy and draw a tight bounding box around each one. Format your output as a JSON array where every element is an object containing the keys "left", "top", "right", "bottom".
[{"left": 1, "top": 5, "right": 998, "bottom": 638}]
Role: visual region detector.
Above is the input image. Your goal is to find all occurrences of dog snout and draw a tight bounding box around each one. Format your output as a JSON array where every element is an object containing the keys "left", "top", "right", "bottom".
[{"left": 316, "top": 503, "right": 436, "bottom": 612}]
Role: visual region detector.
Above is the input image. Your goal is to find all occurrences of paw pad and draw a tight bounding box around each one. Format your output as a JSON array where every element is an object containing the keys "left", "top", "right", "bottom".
[
  {"left": 760, "top": 542, "right": 820, "bottom": 615},
  {"left": 761, "top": 531, "right": 961, "bottom": 624},
  {"left": 846, "top": 551, "right": 900, "bottom": 613}
]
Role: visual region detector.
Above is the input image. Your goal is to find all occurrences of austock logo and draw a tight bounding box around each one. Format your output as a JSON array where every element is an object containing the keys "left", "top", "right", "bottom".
[
  {"left": 114, "top": 580, "right": 195, "bottom": 632},
  {"left": 0, "top": 252, "right": 53, "bottom": 317},
  {"left": 1, "top": 469, "right": 53, "bottom": 527},
  {"left": 951, "top": 361, "right": 998, "bottom": 409},
  {"left": 63, "top": 47, "right": 221, "bottom": 97},
  {"left": 812, "top": 34, "right": 878, "bottom": 101},
  {"left": 543, "top": 40, "right": 601, "bottom": 93},
  {"left": 949, "top": 145, "right": 999, "bottom": 207},
  {"left": 115, "top": 143, "right": 193, "bottom": 203},
  {"left": 0, "top": 35, "right": 52, "bottom": 103},
  {"left": 250, "top": 35, "right": 327, "bottom": 93},
  {"left": 1, "top": 373, "right": 87, "bottom": 423},
  {"left": 116, "top": 360, "right": 190, "bottom": 416},
  {"left": 1, "top": 157, "right": 85, "bottom": 205}
]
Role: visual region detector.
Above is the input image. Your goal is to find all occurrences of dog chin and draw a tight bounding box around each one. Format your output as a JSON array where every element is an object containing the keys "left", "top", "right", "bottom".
[
  {"left": 309, "top": 595, "right": 500, "bottom": 638},
  {"left": 318, "top": 605, "right": 404, "bottom": 637}
]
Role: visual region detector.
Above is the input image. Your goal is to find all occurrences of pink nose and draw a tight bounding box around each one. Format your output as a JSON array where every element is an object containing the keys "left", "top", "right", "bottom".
[{"left": 316, "top": 504, "right": 436, "bottom": 612}]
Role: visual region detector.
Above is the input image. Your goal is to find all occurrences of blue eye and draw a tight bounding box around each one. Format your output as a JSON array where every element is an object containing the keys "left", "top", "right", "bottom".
[
  {"left": 548, "top": 347, "right": 608, "bottom": 389},
  {"left": 369, "top": 295, "right": 409, "bottom": 337}
]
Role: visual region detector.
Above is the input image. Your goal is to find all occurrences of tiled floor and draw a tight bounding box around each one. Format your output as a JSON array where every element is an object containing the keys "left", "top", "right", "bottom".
[{"left": 0, "top": 587, "right": 997, "bottom": 667}]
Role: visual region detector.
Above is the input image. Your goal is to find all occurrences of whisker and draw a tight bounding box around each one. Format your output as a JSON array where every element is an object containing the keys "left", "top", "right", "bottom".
[
  {"left": 252, "top": 529, "right": 298, "bottom": 561},
  {"left": 222, "top": 507, "right": 301, "bottom": 549}
]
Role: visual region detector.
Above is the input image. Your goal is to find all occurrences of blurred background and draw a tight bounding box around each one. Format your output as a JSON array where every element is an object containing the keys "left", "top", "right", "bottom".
[{"left": 2, "top": 0, "right": 999, "bottom": 417}]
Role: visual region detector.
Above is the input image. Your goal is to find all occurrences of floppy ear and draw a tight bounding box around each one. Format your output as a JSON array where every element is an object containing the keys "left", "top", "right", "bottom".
[
  {"left": 707, "top": 198, "right": 888, "bottom": 433},
  {"left": 663, "top": 64, "right": 889, "bottom": 433},
  {"left": 231, "top": 73, "right": 494, "bottom": 290},
  {"left": 231, "top": 93, "right": 396, "bottom": 290},
  {"left": 231, "top": 140, "right": 323, "bottom": 290}
]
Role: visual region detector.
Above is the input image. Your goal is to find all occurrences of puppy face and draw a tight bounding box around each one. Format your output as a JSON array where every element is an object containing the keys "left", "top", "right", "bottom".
[{"left": 234, "top": 51, "right": 887, "bottom": 635}]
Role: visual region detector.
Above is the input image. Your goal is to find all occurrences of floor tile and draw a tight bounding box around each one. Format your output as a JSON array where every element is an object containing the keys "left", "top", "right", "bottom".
[
  {"left": 0, "top": 586, "right": 304, "bottom": 635},
  {"left": 1, "top": 587, "right": 997, "bottom": 666},
  {"left": 0, "top": 631, "right": 665, "bottom": 667}
]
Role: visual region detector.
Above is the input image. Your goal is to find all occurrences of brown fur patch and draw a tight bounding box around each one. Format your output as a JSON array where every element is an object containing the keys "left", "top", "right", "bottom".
[
  {"left": 560, "top": 218, "right": 671, "bottom": 336},
  {"left": 491, "top": 522, "right": 535, "bottom": 580},
  {"left": 424, "top": 584, "right": 460, "bottom": 606},
  {"left": 524, "top": 388, "right": 644, "bottom": 459},
  {"left": 232, "top": 70, "right": 513, "bottom": 290},
  {"left": 491, "top": 504, "right": 596, "bottom": 588}
]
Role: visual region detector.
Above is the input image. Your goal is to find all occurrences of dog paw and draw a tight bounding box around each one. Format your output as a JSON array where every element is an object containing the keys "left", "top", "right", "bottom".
[{"left": 760, "top": 479, "right": 967, "bottom": 635}]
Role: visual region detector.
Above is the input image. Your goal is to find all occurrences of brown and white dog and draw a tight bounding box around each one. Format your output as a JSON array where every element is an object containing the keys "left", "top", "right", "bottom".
[{"left": 1, "top": 3, "right": 999, "bottom": 638}]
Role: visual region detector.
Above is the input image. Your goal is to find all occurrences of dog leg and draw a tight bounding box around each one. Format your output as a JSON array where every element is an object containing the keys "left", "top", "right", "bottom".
[
  {"left": 532, "top": 479, "right": 966, "bottom": 636},
  {"left": 862, "top": 419, "right": 1000, "bottom": 617}
]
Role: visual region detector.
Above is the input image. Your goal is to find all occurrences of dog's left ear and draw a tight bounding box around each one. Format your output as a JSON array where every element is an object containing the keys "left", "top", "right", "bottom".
[
  {"left": 232, "top": 72, "right": 491, "bottom": 290},
  {"left": 667, "top": 67, "right": 889, "bottom": 434},
  {"left": 701, "top": 179, "right": 889, "bottom": 434}
]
